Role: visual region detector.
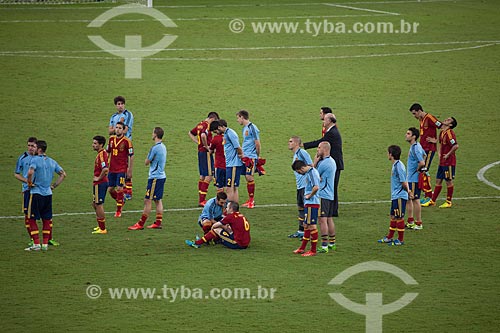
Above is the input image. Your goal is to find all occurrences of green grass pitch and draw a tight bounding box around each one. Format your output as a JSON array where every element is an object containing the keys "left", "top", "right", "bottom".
[{"left": 0, "top": 0, "right": 499, "bottom": 332}]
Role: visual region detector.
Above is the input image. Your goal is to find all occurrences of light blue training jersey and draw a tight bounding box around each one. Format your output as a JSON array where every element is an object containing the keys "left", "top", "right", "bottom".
[
  {"left": 391, "top": 160, "right": 409, "bottom": 200},
  {"left": 223, "top": 128, "right": 244, "bottom": 168},
  {"left": 15, "top": 151, "right": 35, "bottom": 192},
  {"left": 304, "top": 167, "right": 321, "bottom": 206},
  {"left": 147, "top": 141, "right": 167, "bottom": 179},
  {"left": 316, "top": 156, "right": 337, "bottom": 200},
  {"left": 29, "top": 155, "right": 63, "bottom": 196},
  {"left": 293, "top": 148, "right": 313, "bottom": 190},
  {"left": 242, "top": 122, "right": 260, "bottom": 159},
  {"left": 407, "top": 142, "right": 426, "bottom": 183},
  {"left": 199, "top": 197, "right": 224, "bottom": 220},
  {"left": 109, "top": 109, "right": 134, "bottom": 140}
]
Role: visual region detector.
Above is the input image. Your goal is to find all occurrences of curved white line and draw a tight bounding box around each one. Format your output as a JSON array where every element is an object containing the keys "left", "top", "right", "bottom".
[{"left": 477, "top": 161, "right": 500, "bottom": 191}]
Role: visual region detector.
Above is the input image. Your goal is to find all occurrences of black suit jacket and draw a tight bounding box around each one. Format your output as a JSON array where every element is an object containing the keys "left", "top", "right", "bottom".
[{"left": 303, "top": 125, "right": 344, "bottom": 170}]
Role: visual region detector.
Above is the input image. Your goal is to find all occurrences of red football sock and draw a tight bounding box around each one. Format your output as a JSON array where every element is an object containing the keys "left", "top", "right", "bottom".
[
  {"left": 299, "top": 229, "right": 311, "bottom": 251},
  {"left": 116, "top": 191, "right": 124, "bottom": 211},
  {"left": 387, "top": 220, "right": 397, "bottom": 239},
  {"left": 155, "top": 213, "right": 162, "bottom": 226},
  {"left": 432, "top": 185, "right": 442, "bottom": 202},
  {"left": 423, "top": 174, "right": 433, "bottom": 198},
  {"left": 416, "top": 220, "right": 422, "bottom": 226},
  {"left": 138, "top": 214, "right": 148, "bottom": 227},
  {"left": 197, "top": 230, "right": 219, "bottom": 245},
  {"left": 97, "top": 217, "right": 106, "bottom": 230},
  {"left": 29, "top": 218, "right": 40, "bottom": 245},
  {"left": 407, "top": 217, "right": 414, "bottom": 224},
  {"left": 124, "top": 179, "right": 133, "bottom": 196},
  {"left": 397, "top": 219, "right": 405, "bottom": 242},
  {"left": 42, "top": 219, "right": 52, "bottom": 245},
  {"left": 49, "top": 220, "right": 54, "bottom": 240},
  {"left": 109, "top": 188, "right": 117, "bottom": 200},
  {"left": 24, "top": 216, "right": 31, "bottom": 237},
  {"left": 446, "top": 185, "right": 454, "bottom": 202},
  {"left": 201, "top": 224, "right": 211, "bottom": 233},
  {"left": 310, "top": 230, "right": 318, "bottom": 252},
  {"left": 247, "top": 181, "right": 255, "bottom": 200}
]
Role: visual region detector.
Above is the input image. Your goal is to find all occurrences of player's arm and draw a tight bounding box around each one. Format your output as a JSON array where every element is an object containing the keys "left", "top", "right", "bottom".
[
  {"left": 108, "top": 125, "right": 115, "bottom": 136},
  {"left": 254, "top": 139, "right": 261, "bottom": 157},
  {"left": 188, "top": 129, "right": 198, "bottom": 144},
  {"left": 237, "top": 147, "right": 244, "bottom": 160},
  {"left": 14, "top": 173, "right": 28, "bottom": 184},
  {"left": 94, "top": 167, "right": 108, "bottom": 183},
  {"left": 444, "top": 143, "right": 459, "bottom": 160},
  {"left": 426, "top": 137, "right": 438, "bottom": 143},
  {"left": 200, "top": 132, "right": 210, "bottom": 151},
  {"left": 212, "top": 221, "right": 231, "bottom": 233},
  {"left": 27, "top": 167, "right": 35, "bottom": 187},
  {"left": 305, "top": 185, "right": 319, "bottom": 200},
  {"left": 51, "top": 169, "right": 66, "bottom": 190},
  {"left": 127, "top": 155, "right": 134, "bottom": 178}
]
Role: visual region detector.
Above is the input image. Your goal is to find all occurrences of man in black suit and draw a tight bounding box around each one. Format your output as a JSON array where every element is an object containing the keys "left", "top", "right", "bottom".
[{"left": 303, "top": 111, "right": 344, "bottom": 217}]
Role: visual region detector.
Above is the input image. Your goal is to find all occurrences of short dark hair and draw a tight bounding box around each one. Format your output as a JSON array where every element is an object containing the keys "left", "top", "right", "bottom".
[
  {"left": 292, "top": 159, "right": 307, "bottom": 171},
  {"left": 114, "top": 96, "right": 125, "bottom": 105},
  {"left": 37, "top": 140, "right": 47, "bottom": 153},
  {"left": 227, "top": 201, "right": 239, "bottom": 212},
  {"left": 450, "top": 117, "right": 458, "bottom": 129},
  {"left": 218, "top": 119, "right": 228, "bottom": 127},
  {"left": 207, "top": 112, "right": 219, "bottom": 120},
  {"left": 93, "top": 135, "right": 106, "bottom": 146},
  {"left": 154, "top": 127, "right": 164, "bottom": 139},
  {"left": 115, "top": 121, "right": 125, "bottom": 129},
  {"left": 408, "top": 127, "right": 420, "bottom": 140},
  {"left": 409, "top": 103, "right": 423, "bottom": 112},
  {"left": 27, "top": 137, "right": 37, "bottom": 144},
  {"left": 321, "top": 107, "right": 332, "bottom": 114},
  {"left": 388, "top": 145, "right": 401, "bottom": 160},
  {"left": 210, "top": 121, "right": 220, "bottom": 132},
  {"left": 236, "top": 110, "right": 249, "bottom": 119},
  {"left": 216, "top": 192, "right": 228, "bottom": 201}
]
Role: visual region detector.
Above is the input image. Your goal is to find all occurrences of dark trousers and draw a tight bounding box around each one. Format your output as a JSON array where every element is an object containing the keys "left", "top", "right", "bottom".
[{"left": 333, "top": 169, "right": 341, "bottom": 217}]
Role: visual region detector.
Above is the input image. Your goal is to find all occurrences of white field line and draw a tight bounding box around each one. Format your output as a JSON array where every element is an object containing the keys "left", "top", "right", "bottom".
[
  {"left": 1, "top": 40, "right": 498, "bottom": 54},
  {"left": 1, "top": 195, "right": 499, "bottom": 220},
  {"left": 0, "top": 0, "right": 462, "bottom": 11},
  {"left": 0, "top": 42, "right": 497, "bottom": 61},
  {"left": 477, "top": 161, "right": 500, "bottom": 191},
  {"left": 324, "top": 3, "right": 400, "bottom": 16}
]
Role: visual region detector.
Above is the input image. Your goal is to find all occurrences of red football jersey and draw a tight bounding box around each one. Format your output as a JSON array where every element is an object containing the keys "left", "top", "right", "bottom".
[
  {"left": 439, "top": 128, "right": 458, "bottom": 166},
  {"left": 209, "top": 134, "right": 226, "bottom": 169},
  {"left": 94, "top": 149, "right": 109, "bottom": 185},
  {"left": 222, "top": 212, "right": 251, "bottom": 247},
  {"left": 107, "top": 135, "right": 133, "bottom": 173},
  {"left": 190, "top": 121, "right": 212, "bottom": 152},
  {"left": 419, "top": 113, "right": 442, "bottom": 152}
]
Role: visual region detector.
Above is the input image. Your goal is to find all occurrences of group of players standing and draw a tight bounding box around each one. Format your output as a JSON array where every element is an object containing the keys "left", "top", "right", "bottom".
[{"left": 378, "top": 103, "right": 459, "bottom": 246}]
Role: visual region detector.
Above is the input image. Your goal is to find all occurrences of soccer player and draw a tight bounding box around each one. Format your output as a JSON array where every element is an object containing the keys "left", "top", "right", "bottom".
[
  {"left": 405, "top": 127, "right": 426, "bottom": 230},
  {"left": 291, "top": 160, "right": 320, "bottom": 257},
  {"left": 209, "top": 120, "right": 226, "bottom": 193},
  {"left": 197, "top": 192, "right": 227, "bottom": 234},
  {"left": 107, "top": 121, "right": 134, "bottom": 218},
  {"left": 378, "top": 145, "right": 410, "bottom": 246},
  {"left": 303, "top": 112, "right": 344, "bottom": 217},
  {"left": 288, "top": 136, "right": 313, "bottom": 239},
  {"left": 421, "top": 117, "right": 459, "bottom": 208},
  {"left": 14, "top": 137, "right": 38, "bottom": 244},
  {"left": 409, "top": 103, "right": 442, "bottom": 205},
  {"left": 25, "top": 140, "right": 66, "bottom": 251},
  {"left": 91, "top": 136, "right": 109, "bottom": 235},
  {"left": 217, "top": 119, "right": 245, "bottom": 203},
  {"left": 236, "top": 110, "right": 261, "bottom": 209},
  {"left": 188, "top": 112, "right": 219, "bottom": 207},
  {"left": 185, "top": 201, "right": 251, "bottom": 249},
  {"left": 314, "top": 141, "right": 337, "bottom": 253},
  {"left": 109, "top": 96, "right": 134, "bottom": 200},
  {"left": 128, "top": 127, "right": 167, "bottom": 230}
]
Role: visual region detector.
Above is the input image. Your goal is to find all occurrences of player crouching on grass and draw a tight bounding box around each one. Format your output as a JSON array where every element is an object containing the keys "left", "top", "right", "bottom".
[
  {"left": 185, "top": 201, "right": 251, "bottom": 250},
  {"left": 198, "top": 192, "right": 227, "bottom": 234},
  {"left": 92, "top": 136, "right": 109, "bottom": 234}
]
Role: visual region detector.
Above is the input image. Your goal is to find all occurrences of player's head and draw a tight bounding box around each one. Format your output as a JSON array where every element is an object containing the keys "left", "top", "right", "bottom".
[
  {"left": 93, "top": 135, "right": 106, "bottom": 150},
  {"left": 409, "top": 103, "right": 424, "bottom": 119},
  {"left": 37, "top": 140, "right": 48, "bottom": 153},
  {"left": 153, "top": 127, "right": 164, "bottom": 139},
  {"left": 320, "top": 106, "right": 332, "bottom": 120},
  {"left": 207, "top": 112, "right": 219, "bottom": 121},
  {"left": 115, "top": 121, "right": 125, "bottom": 136},
  {"left": 216, "top": 192, "right": 228, "bottom": 206},
  {"left": 226, "top": 201, "right": 239, "bottom": 213},
  {"left": 114, "top": 96, "right": 126, "bottom": 112},
  {"left": 406, "top": 127, "right": 420, "bottom": 142},
  {"left": 288, "top": 136, "right": 301, "bottom": 150},
  {"left": 236, "top": 110, "right": 249, "bottom": 125},
  {"left": 218, "top": 119, "right": 228, "bottom": 131},
  {"left": 292, "top": 159, "right": 307, "bottom": 174},
  {"left": 388, "top": 145, "right": 402, "bottom": 160},
  {"left": 210, "top": 120, "right": 220, "bottom": 133},
  {"left": 318, "top": 141, "right": 331, "bottom": 157},
  {"left": 27, "top": 137, "right": 37, "bottom": 155},
  {"left": 450, "top": 117, "right": 458, "bottom": 129}
]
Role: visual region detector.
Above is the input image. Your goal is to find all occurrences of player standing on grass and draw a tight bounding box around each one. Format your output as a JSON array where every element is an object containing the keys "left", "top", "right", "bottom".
[
  {"left": 405, "top": 127, "right": 426, "bottom": 230},
  {"left": 378, "top": 145, "right": 410, "bottom": 246},
  {"left": 188, "top": 112, "right": 219, "bottom": 207},
  {"left": 128, "top": 127, "right": 167, "bottom": 230},
  {"left": 25, "top": 141, "right": 66, "bottom": 251},
  {"left": 185, "top": 201, "right": 251, "bottom": 250},
  {"left": 209, "top": 120, "right": 226, "bottom": 194},
  {"left": 91, "top": 136, "right": 109, "bottom": 235},
  {"left": 218, "top": 119, "right": 245, "bottom": 204},
  {"left": 236, "top": 110, "right": 261, "bottom": 209},
  {"left": 409, "top": 103, "right": 442, "bottom": 205},
  {"left": 109, "top": 96, "right": 134, "bottom": 200},
  {"left": 288, "top": 136, "right": 313, "bottom": 239},
  {"left": 291, "top": 160, "right": 320, "bottom": 257},
  {"left": 107, "top": 121, "right": 134, "bottom": 218},
  {"left": 14, "top": 137, "right": 38, "bottom": 245},
  {"left": 421, "top": 117, "right": 459, "bottom": 208}
]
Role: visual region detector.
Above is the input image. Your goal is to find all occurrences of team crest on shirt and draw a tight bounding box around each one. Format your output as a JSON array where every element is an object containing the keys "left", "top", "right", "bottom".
[
  {"left": 245, "top": 130, "right": 249, "bottom": 136},
  {"left": 119, "top": 143, "right": 125, "bottom": 151}
]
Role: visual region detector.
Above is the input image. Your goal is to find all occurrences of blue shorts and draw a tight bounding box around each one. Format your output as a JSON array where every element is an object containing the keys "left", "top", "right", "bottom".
[
  {"left": 93, "top": 183, "right": 108, "bottom": 205},
  {"left": 245, "top": 158, "right": 258, "bottom": 176},
  {"left": 145, "top": 178, "right": 166, "bottom": 200},
  {"left": 226, "top": 165, "right": 245, "bottom": 188},
  {"left": 218, "top": 229, "right": 247, "bottom": 249},
  {"left": 28, "top": 193, "right": 53, "bottom": 220},
  {"left": 108, "top": 172, "right": 126, "bottom": 188},
  {"left": 408, "top": 182, "right": 421, "bottom": 200},
  {"left": 424, "top": 150, "right": 436, "bottom": 169},
  {"left": 436, "top": 165, "right": 455, "bottom": 181},
  {"left": 390, "top": 198, "right": 407, "bottom": 219},
  {"left": 214, "top": 168, "right": 226, "bottom": 189},
  {"left": 304, "top": 205, "right": 318, "bottom": 225},
  {"left": 198, "top": 215, "right": 223, "bottom": 229},
  {"left": 22, "top": 190, "right": 30, "bottom": 215},
  {"left": 198, "top": 151, "right": 214, "bottom": 177}
]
